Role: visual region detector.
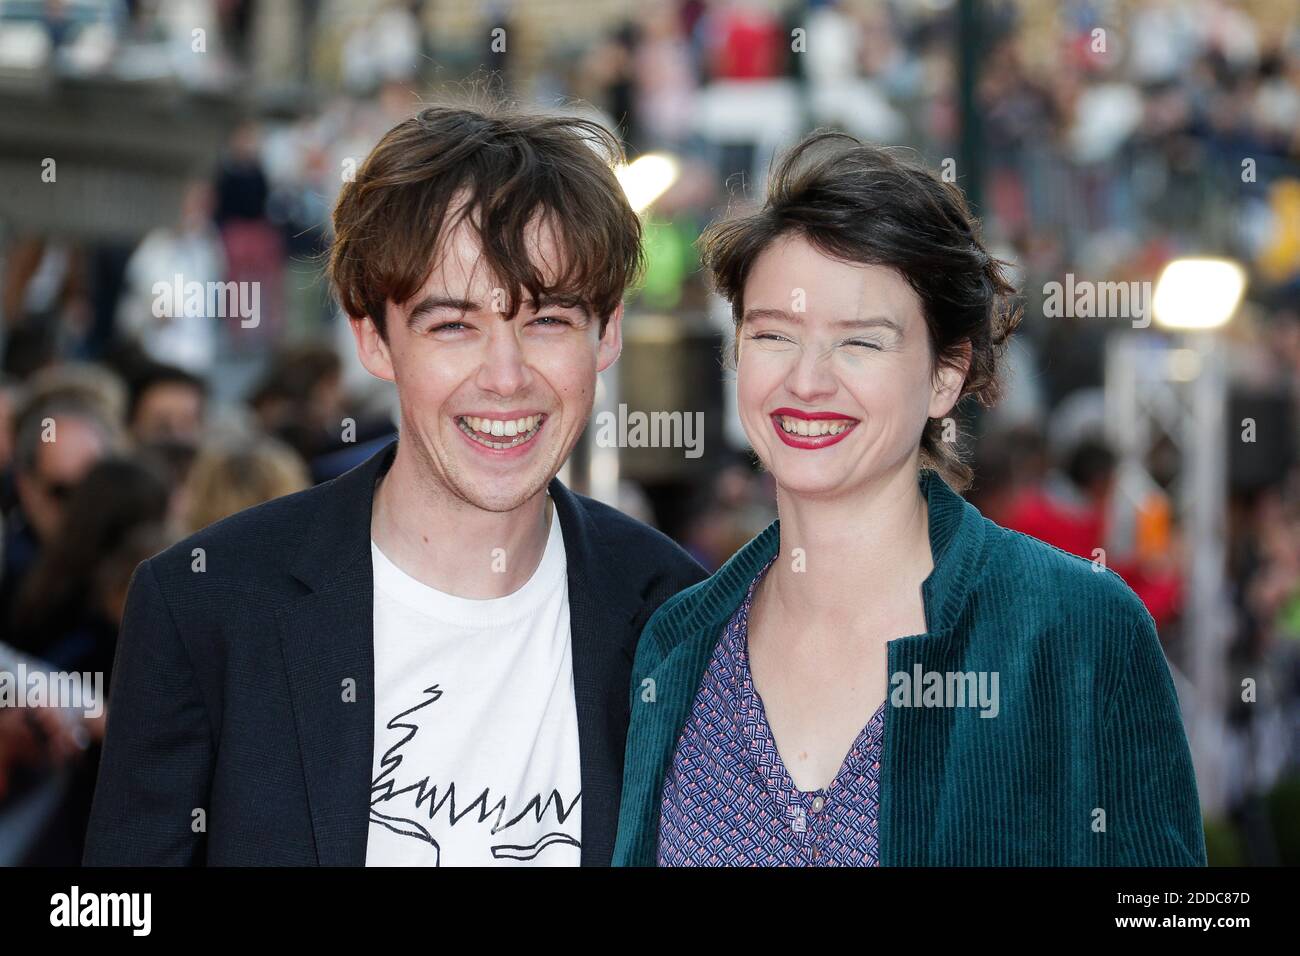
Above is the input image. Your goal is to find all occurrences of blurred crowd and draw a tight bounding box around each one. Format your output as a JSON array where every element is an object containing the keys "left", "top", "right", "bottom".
[{"left": 0, "top": 0, "right": 1298, "bottom": 864}]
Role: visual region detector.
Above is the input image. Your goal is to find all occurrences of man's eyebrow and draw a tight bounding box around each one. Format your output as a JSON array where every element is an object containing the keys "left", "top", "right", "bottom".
[
  {"left": 406, "top": 296, "right": 479, "bottom": 326},
  {"left": 742, "top": 307, "right": 903, "bottom": 332},
  {"left": 405, "top": 293, "right": 592, "bottom": 326},
  {"left": 528, "top": 295, "right": 591, "bottom": 319}
]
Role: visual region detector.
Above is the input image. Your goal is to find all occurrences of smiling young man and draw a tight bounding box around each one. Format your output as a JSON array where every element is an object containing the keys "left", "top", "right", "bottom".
[{"left": 84, "top": 105, "right": 707, "bottom": 867}]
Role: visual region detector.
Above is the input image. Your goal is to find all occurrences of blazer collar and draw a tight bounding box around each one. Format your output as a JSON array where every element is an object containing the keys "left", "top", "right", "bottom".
[
  {"left": 652, "top": 468, "right": 989, "bottom": 655},
  {"left": 286, "top": 439, "right": 397, "bottom": 593},
  {"left": 279, "top": 438, "right": 640, "bottom": 866},
  {"left": 546, "top": 474, "right": 651, "bottom": 865}
]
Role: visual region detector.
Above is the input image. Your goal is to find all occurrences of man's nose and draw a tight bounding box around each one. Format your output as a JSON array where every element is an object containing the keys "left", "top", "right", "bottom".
[{"left": 476, "top": 325, "right": 530, "bottom": 397}]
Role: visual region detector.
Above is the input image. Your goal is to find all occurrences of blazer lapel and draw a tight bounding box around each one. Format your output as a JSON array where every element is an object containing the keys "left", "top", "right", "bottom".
[
  {"left": 278, "top": 440, "right": 397, "bottom": 865},
  {"left": 549, "top": 479, "right": 646, "bottom": 866}
]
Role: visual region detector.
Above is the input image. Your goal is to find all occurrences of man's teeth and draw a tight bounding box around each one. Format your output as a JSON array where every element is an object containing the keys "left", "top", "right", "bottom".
[
  {"left": 458, "top": 414, "right": 544, "bottom": 448},
  {"left": 777, "top": 416, "right": 855, "bottom": 437}
]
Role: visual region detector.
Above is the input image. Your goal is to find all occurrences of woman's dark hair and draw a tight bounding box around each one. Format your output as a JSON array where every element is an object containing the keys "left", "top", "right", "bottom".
[
  {"left": 699, "top": 130, "right": 1022, "bottom": 489},
  {"left": 329, "top": 102, "right": 644, "bottom": 338}
]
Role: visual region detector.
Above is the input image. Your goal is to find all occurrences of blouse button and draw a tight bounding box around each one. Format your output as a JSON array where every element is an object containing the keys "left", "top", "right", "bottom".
[{"left": 811, "top": 795, "right": 826, "bottom": 813}]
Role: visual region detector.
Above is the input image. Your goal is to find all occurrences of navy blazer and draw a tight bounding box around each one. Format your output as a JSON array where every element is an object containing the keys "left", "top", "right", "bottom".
[{"left": 84, "top": 439, "right": 706, "bottom": 866}]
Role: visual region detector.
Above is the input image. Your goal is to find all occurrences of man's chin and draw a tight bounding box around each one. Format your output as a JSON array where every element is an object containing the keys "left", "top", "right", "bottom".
[{"left": 449, "top": 471, "right": 553, "bottom": 513}]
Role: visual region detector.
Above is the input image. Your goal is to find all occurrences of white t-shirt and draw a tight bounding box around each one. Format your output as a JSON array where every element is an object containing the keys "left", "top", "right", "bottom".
[{"left": 365, "top": 506, "right": 583, "bottom": 866}]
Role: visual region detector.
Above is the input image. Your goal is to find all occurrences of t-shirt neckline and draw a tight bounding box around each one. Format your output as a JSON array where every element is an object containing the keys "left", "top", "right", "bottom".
[{"left": 370, "top": 499, "right": 566, "bottom": 626}]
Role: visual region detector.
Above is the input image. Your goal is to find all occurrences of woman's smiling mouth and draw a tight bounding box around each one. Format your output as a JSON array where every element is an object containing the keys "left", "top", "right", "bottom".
[{"left": 770, "top": 408, "right": 859, "bottom": 449}]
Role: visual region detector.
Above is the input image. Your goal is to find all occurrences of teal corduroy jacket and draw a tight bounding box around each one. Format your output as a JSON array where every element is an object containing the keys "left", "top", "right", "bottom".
[{"left": 612, "top": 469, "right": 1207, "bottom": 866}]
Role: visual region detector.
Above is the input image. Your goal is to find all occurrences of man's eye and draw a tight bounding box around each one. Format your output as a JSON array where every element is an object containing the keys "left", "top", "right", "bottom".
[
  {"left": 843, "top": 339, "right": 882, "bottom": 350},
  {"left": 531, "top": 315, "right": 571, "bottom": 327},
  {"left": 749, "top": 332, "right": 791, "bottom": 343},
  {"left": 428, "top": 320, "right": 468, "bottom": 333}
]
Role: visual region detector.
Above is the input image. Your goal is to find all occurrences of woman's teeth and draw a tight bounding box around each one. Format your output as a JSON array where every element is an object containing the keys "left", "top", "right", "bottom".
[
  {"left": 777, "top": 416, "right": 854, "bottom": 437},
  {"left": 458, "top": 414, "right": 544, "bottom": 449}
]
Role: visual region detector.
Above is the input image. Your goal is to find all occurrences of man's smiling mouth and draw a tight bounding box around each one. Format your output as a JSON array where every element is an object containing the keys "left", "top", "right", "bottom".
[{"left": 455, "top": 414, "right": 546, "bottom": 450}]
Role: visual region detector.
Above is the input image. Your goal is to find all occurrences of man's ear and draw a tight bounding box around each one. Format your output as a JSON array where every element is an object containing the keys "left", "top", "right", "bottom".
[
  {"left": 596, "top": 300, "right": 624, "bottom": 374},
  {"left": 349, "top": 312, "right": 396, "bottom": 383},
  {"left": 928, "top": 338, "right": 972, "bottom": 419}
]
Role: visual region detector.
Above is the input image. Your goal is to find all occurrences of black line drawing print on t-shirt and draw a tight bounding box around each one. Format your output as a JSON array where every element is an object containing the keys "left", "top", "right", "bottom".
[{"left": 369, "top": 684, "right": 582, "bottom": 865}]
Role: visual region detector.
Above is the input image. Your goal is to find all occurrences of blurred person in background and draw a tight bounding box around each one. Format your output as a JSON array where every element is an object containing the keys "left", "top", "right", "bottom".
[
  {"left": 114, "top": 178, "right": 225, "bottom": 376},
  {"left": 124, "top": 360, "right": 207, "bottom": 447},
  {"left": 1003, "top": 433, "right": 1116, "bottom": 563},
  {"left": 615, "top": 132, "right": 1204, "bottom": 867},
  {"left": 177, "top": 434, "right": 310, "bottom": 535},
  {"left": 2, "top": 457, "right": 170, "bottom": 865},
  {"left": 965, "top": 422, "right": 1050, "bottom": 527},
  {"left": 681, "top": 452, "right": 775, "bottom": 570},
  {"left": 246, "top": 342, "right": 362, "bottom": 471},
  {"left": 1, "top": 378, "right": 128, "bottom": 627},
  {"left": 8, "top": 457, "right": 170, "bottom": 677},
  {"left": 1002, "top": 429, "right": 1184, "bottom": 631},
  {"left": 214, "top": 120, "right": 283, "bottom": 350},
  {"left": 0, "top": 375, "right": 21, "bottom": 516}
]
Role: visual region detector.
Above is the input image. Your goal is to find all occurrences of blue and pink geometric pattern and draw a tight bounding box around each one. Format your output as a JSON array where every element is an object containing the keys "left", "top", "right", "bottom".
[{"left": 658, "top": 556, "right": 885, "bottom": 866}]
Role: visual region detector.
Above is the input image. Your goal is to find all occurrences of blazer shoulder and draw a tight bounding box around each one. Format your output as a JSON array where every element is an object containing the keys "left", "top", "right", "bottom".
[
  {"left": 629, "top": 568, "right": 724, "bottom": 679},
  {"left": 147, "top": 478, "right": 333, "bottom": 587},
  {"left": 566, "top": 489, "right": 707, "bottom": 586}
]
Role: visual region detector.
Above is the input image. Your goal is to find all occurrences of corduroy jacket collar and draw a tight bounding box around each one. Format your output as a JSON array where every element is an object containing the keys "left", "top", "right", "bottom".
[{"left": 647, "top": 467, "right": 990, "bottom": 660}]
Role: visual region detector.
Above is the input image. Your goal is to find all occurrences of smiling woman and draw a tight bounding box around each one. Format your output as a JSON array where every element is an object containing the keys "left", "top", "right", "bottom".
[
  {"left": 706, "top": 131, "right": 1022, "bottom": 490},
  {"left": 612, "top": 131, "right": 1207, "bottom": 868}
]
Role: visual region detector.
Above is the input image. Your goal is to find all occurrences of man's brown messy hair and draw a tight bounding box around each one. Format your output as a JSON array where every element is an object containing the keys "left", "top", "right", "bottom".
[{"left": 329, "top": 102, "right": 643, "bottom": 338}]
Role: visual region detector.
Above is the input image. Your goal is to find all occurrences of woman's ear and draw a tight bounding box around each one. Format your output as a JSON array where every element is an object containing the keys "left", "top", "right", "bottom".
[{"left": 928, "top": 339, "right": 972, "bottom": 419}]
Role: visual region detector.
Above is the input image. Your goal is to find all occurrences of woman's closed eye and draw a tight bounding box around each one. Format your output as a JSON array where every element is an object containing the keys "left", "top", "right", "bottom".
[{"left": 748, "top": 331, "right": 794, "bottom": 344}]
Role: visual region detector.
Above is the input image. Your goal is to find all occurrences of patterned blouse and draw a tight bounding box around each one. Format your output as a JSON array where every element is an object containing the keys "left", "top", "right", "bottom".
[{"left": 657, "top": 556, "right": 885, "bottom": 866}]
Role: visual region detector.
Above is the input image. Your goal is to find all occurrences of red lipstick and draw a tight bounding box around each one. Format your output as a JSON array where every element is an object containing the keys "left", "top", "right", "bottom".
[{"left": 769, "top": 407, "right": 859, "bottom": 450}]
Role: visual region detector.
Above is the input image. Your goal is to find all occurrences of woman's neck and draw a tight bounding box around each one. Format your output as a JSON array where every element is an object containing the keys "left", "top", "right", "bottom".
[{"left": 764, "top": 461, "right": 935, "bottom": 632}]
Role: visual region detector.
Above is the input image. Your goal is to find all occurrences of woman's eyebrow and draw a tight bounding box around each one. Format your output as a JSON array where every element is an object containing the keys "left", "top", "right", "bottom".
[
  {"left": 742, "top": 306, "right": 796, "bottom": 323},
  {"left": 835, "top": 316, "right": 904, "bottom": 333},
  {"left": 742, "top": 307, "right": 902, "bottom": 333}
]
